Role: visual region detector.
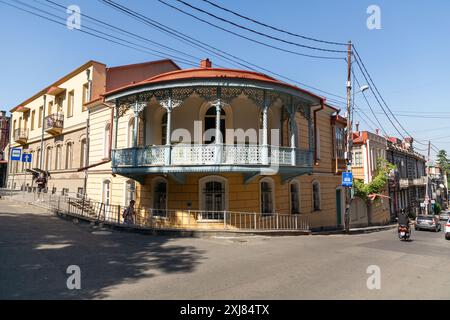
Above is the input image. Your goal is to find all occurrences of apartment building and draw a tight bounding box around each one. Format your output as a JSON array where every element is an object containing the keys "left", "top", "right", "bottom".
[{"left": 0, "top": 111, "right": 10, "bottom": 187}]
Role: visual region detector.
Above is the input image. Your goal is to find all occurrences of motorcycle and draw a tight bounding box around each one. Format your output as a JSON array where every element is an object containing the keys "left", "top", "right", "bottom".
[{"left": 398, "top": 225, "right": 411, "bottom": 241}]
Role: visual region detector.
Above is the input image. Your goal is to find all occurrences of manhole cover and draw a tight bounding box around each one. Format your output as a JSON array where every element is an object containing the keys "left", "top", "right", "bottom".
[{"left": 92, "top": 230, "right": 112, "bottom": 235}]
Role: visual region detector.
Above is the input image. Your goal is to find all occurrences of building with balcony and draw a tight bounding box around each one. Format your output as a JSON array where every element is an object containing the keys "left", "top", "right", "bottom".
[
  {"left": 351, "top": 129, "right": 390, "bottom": 227},
  {"left": 387, "top": 137, "right": 427, "bottom": 219},
  {"left": 6, "top": 59, "right": 180, "bottom": 195},
  {"left": 85, "top": 59, "right": 348, "bottom": 231},
  {"left": 428, "top": 163, "right": 448, "bottom": 211},
  {"left": 0, "top": 111, "right": 10, "bottom": 187}
]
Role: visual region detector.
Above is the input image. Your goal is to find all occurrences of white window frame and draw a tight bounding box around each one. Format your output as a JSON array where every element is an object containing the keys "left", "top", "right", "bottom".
[
  {"left": 199, "top": 175, "right": 229, "bottom": 220},
  {"left": 260, "top": 177, "right": 276, "bottom": 215},
  {"left": 101, "top": 179, "right": 111, "bottom": 205},
  {"left": 103, "top": 123, "right": 111, "bottom": 159}
]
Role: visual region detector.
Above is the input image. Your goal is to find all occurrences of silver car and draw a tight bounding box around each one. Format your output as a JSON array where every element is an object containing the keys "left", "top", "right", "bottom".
[
  {"left": 439, "top": 210, "right": 450, "bottom": 221},
  {"left": 415, "top": 215, "right": 441, "bottom": 232}
]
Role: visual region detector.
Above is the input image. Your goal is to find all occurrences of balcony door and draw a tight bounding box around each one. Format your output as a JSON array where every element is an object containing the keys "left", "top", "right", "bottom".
[{"left": 204, "top": 107, "right": 225, "bottom": 144}]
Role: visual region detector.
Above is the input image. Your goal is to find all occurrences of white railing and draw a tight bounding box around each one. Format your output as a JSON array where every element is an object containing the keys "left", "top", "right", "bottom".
[
  {"left": 113, "top": 144, "right": 313, "bottom": 167},
  {"left": 1, "top": 190, "right": 310, "bottom": 232}
]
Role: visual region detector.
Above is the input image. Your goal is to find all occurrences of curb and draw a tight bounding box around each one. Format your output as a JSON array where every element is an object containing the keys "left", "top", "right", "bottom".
[{"left": 312, "top": 224, "right": 397, "bottom": 236}]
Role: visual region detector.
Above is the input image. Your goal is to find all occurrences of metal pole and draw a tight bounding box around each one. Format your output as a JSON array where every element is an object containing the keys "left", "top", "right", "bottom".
[
  {"left": 40, "top": 95, "right": 47, "bottom": 171},
  {"left": 425, "top": 140, "right": 431, "bottom": 215},
  {"left": 345, "top": 41, "right": 353, "bottom": 233}
]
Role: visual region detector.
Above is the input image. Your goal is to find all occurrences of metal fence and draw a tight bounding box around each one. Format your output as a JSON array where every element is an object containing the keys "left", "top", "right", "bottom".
[{"left": 0, "top": 189, "right": 309, "bottom": 232}]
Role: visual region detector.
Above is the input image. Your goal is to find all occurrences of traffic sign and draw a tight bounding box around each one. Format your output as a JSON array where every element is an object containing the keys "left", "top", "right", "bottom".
[
  {"left": 342, "top": 172, "right": 353, "bottom": 187},
  {"left": 10, "top": 148, "right": 22, "bottom": 161},
  {"left": 22, "top": 153, "right": 32, "bottom": 163}
]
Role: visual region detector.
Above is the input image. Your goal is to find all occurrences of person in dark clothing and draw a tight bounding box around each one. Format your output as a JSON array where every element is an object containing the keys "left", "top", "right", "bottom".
[
  {"left": 398, "top": 209, "right": 410, "bottom": 226},
  {"left": 35, "top": 173, "right": 47, "bottom": 201}
]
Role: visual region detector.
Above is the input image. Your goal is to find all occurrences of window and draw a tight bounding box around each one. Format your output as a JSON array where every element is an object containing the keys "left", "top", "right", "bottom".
[
  {"left": 55, "top": 145, "right": 62, "bottom": 170},
  {"left": 48, "top": 100, "right": 53, "bottom": 115},
  {"left": 82, "top": 83, "right": 89, "bottom": 110},
  {"left": 335, "top": 127, "right": 345, "bottom": 159},
  {"left": 102, "top": 180, "right": 111, "bottom": 205},
  {"left": 77, "top": 188, "right": 84, "bottom": 198},
  {"left": 161, "top": 113, "right": 167, "bottom": 145},
  {"left": 312, "top": 181, "right": 321, "bottom": 211},
  {"left": 290, "top": 181, "right": 301, "bottom": 214},
  {"left": 31, "top": 110, "right": 35, "bottom": 130},
  {"left": 56, "top": 94, "right": 64, "bottom": 113},
  {"left": 204, "top": 107, "right": 225, "bottom": 144},
  {"left": 65, "top": 142, "right": 73, "bottom": 169},
  {"left": 260, "top": 178, "right": 275, "bottom": 215},
  {"left": 67, "top": 90, "right": 74, "bottom": 118},
  {"left": 354, "top": 151, "right": 363, "bottom": 167},
  {"left": 13, "top": 119, "right": 16, "bottom": 133},
  {"left": 36, "top": 149, "right": 41, "bottom": 169},
  {"left": 45, "top": 146, "right": 52, "bottom": 171},
  {"left": 152, "top": 179, "right": 167, "bottom": 216},
  {"left": 80, "top": 138, "right": 87, "bottom": 168},
  {"left": 200, "top": 176, "right": 227, "bottom": 220},
  {"left": 62, "top": 188, "right": 69, "bottom": 196},
  {"left": 103, "top": 124, "right": 110, "bottom": 159},
  {"left": 38, "top": 106, "right": 43, "bottom": 128}
]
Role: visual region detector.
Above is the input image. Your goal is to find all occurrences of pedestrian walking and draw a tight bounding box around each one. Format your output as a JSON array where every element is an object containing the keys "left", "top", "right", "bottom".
[
  {"left": 123, "top": 200, "right": 136, "bottom": 225},
  {"left": 35, "top": 173, "right": 47, "bottom": 202}
]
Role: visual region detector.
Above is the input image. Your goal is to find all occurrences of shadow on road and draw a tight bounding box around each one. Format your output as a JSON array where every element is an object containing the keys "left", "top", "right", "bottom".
[{"left": 0, "top": 206, "right": 206, "bottom": 300}]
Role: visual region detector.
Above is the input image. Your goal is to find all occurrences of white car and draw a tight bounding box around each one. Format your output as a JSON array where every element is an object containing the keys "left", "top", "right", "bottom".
[
  {"left": 445, "top": 218, "right": 450, "bottom": 241},
  {"left": 440, "top": 211, "right": 450, "bottom": 221}
]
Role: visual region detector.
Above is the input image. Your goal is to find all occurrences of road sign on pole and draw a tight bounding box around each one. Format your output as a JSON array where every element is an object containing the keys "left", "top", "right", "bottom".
[
  {"left": 10, "top": 148, "right": 22, "bottom": 161},
  {"left": 342, "top": 172, "right": 353, "bottom": 187},
  {"left": 22, "top": 153, "right": 32, "bottom": 163}
]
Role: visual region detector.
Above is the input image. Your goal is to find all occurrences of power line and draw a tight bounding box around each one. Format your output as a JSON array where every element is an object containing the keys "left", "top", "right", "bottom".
[
  {"left": 98, "top": 0, "right": 350, "bottom": 100},
  {"left": 199, "top": 0, "right": 347, "bottom": 46},
  {"left": 167, "top": 0, "right": 347, "bottom": 54},
  {"left": 157, "top": 0, "right": 345, "bottom": 60},
  {"left": 2, "top": 0, "right": 200, "bottom": 67},
  {"left": 41, "top": 0, "right": 202, "bottom": 63}
]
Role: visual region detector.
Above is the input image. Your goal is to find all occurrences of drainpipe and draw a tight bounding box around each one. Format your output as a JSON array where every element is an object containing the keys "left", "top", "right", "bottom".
[
  {"left": 39, "top": 94, "right": 47, "bottom": 171},
  {"left": 313, "top": 99, "right": 325, "bottom": 164}
]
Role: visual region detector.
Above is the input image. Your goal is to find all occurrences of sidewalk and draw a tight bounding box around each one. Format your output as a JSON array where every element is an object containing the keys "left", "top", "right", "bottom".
[{"left": 312, "top": 224, "right": 397, "bottom": 235}]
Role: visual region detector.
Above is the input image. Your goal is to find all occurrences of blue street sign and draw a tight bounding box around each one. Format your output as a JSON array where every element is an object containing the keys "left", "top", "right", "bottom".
[
  {"left": 342, "top": 172, "right": 353, "bottom": 187},
  {"left": 10, "top": 148, "right": 22, "bottom": 161},
  {"left": 22, "top": 153, "right": 32, "bottom": 163}
]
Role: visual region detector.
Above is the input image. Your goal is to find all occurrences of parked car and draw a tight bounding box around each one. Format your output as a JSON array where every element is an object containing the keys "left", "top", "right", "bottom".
[
  {"left": 445, "top": 218, "right": 450, "bottom": 240},
  {"left": 415, "top": 215, "right": 441, "bottom": 232},
  {"left": 439, "top": 210, "right": 450, "bottom": 221}
]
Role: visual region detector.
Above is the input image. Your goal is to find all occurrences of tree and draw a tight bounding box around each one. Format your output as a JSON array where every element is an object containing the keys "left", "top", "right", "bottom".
[
  {"left": 354, "top": 158, "right": 396, "bottom": 201},
  {"left": 436, "top": 149, "right": 450, "bottom": 175}
]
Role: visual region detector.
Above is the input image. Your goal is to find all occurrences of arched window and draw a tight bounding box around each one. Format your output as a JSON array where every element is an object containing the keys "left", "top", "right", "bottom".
[
  {"left": 204, "top": 107, "right": 225, "bottom": 144},
  {"left": 127, "top": 117, "right": 135, "bottom": 148},
  {"left": 101, "top": 179, "right": 111, "bottom": 205},
  {"left": 199, "top": 176, "right": 228, "bottom": 220},
  {"left": 124, "top": 180, "right": 136, "bottom": 206},
  {"left": 153, "top": 178, "right": 168, "bottom": 217},
  {"left": 36, "top": 148, "right": 41, "bottom": 169},
  {"left": 45, "top": 146, "right": 52, "bottom": 171},
  {"left": 103, "top": 123, "right": 110, "bottom": 158},
  {"left": 80, "top": 138, "right": 87, "bottom": 168},
  {"left": 312, "top": 180, "right": 321, "bottom": 211},
  {"left": 289, "top": 180, "right": 301, "bottom": 214},
  {"left": 260, "top": 178, "right": 275, "bottom": 215},
  {"left": 65, "top": 142, "right": 73, "bottom": 170},
  {"left": 55, "top": 145, "right": 62, "bottom": 170},
  {"left": 161, "top": 113, "right": 167, "bottom": 145}
]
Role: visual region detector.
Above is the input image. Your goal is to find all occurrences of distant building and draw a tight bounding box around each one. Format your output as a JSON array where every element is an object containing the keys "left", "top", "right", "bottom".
[
  {"left": 387, "top": 137, "right": 427, "bottom": 220},
  {"left": 351, "top": 129, "right": 390, "bottom": 227},
  {"left": 428, "top": 163, "right": 448, "bottom": 211},
  {"left": 0, "top": 111, "right": 10, "bottom": 187}
]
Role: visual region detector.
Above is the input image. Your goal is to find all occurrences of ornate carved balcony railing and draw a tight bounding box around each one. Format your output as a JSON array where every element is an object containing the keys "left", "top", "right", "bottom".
[
  {"left": 409, "top": 176, "right": 427, "bottom": 186},
  {"left": 14, "top": 128, "right": 28, "bottom": 144},
  {"left": 45, "top": 113, "right": 64, "bottom": 136},
  {"left": 112, "top": 144, "right": 313, "bottom": 169}
]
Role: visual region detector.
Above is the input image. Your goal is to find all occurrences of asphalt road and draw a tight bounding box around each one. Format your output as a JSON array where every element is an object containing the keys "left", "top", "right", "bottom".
[{"left": 1, "top": 199, "right": 449, "bottom": 300}]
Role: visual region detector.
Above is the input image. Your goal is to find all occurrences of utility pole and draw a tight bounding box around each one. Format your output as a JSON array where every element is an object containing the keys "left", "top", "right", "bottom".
[
  {"left": 345, "top": 41, "right": 353, "bottom": 232},
  {"left": 424, "top": 140, "right": 431, "bottom": 215}
]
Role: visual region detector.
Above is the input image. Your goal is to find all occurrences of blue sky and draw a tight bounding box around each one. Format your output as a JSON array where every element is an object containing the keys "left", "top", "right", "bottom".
[{"left": 1, "top": 0, "right": 449, "bottom": 159}]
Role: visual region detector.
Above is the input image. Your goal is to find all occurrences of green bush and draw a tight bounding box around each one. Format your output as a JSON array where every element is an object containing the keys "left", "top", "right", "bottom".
[{"left": 434, "top": 202, "right": 442, "bottom": 215}]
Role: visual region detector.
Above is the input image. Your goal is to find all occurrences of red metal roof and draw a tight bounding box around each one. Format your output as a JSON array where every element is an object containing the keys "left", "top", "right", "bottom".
[{"left": 105, "top": 66, "right": 325, "bottom": 101}]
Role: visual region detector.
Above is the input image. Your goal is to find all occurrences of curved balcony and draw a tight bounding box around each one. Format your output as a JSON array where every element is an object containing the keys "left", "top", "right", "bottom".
[{"left": 112, "top": 144, "right": 313, "bottom": 178}]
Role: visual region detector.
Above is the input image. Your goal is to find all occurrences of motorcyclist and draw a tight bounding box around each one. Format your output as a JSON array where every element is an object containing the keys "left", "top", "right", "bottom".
[{"left": 397, "top": 209, "right": 411, "bottom": 233}]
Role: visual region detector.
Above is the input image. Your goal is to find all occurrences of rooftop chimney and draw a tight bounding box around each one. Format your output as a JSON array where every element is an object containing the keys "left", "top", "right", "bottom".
[
  {"left": 375, "top": 128, "right": 380, "bottom": 135},
  {"left": 355, "top": 121, "right": 360, "bottom": 133},
  {"left": 200, "top": 58, "right": 212, "bottom": 69}
]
